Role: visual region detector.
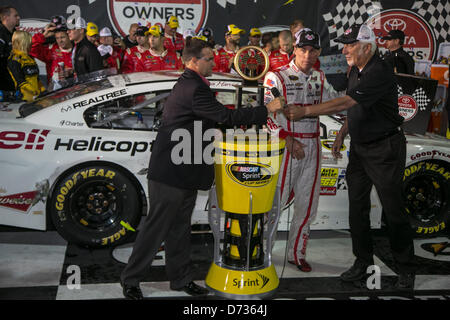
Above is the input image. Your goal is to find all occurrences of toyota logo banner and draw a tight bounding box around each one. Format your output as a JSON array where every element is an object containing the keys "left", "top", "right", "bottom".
[{"left": 11, "top": 0, "right": 450, "bottom": 75}]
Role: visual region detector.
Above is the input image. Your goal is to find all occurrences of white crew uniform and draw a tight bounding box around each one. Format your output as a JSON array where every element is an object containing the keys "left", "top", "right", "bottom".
[{"left": 264, "top": 60, "right": 339, "bottom": 264}]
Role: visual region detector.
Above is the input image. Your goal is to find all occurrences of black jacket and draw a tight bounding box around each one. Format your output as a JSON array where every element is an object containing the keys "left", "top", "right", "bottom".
[
  {"left": 148, "top": 68, "right": 268, "bottom": 190},
  {"left": 73, "top": 37, "right": 104, "bottom": 77},
  {"left": 0, "top": 23, "right": 15, "bottom": 91},
  {"left": 383, "top": 47, "right": 415, "bottom": 75}
]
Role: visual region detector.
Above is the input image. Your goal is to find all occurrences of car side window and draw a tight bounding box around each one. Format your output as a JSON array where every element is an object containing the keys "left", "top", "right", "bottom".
[{"left": 83, "top": 91, "right": 168, "bottom": 131}]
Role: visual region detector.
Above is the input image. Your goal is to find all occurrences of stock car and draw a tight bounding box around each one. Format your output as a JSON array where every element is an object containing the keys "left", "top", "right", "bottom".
[{"left": 0, "top": 71, "right": 449, "bottom": 247}]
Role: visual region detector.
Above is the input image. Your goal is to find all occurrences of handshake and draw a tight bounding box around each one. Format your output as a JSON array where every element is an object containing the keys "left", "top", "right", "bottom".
[{"left": 265, "top": 87, "right": 307, "bottom": 120}]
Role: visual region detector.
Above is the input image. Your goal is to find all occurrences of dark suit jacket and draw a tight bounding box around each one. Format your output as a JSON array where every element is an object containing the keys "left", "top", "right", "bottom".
[
  {"left": 148, "top": 68, "right": 268, "bottom": 190},
  {"left": 383, "top": 47, "right": 415, "bottom": 75}
]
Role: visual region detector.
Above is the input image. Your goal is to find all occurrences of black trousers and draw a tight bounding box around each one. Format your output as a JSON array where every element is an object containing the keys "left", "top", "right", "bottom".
[
  {"left": 120, "top": 180, "right": 198, "bottom": 289},
  {"left": 346, "top": 131, "right": 415, "bottom": 273}
]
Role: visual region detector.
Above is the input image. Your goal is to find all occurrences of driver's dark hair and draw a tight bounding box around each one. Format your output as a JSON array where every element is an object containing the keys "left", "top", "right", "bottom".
[{"left": 182, "top": 39, "right": 209, "bottom": 63}]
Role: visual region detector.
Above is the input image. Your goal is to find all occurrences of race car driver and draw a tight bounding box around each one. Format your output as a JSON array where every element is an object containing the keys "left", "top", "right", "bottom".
[{"left": 264, "top": 29, "right": 340, "bottom": 272}]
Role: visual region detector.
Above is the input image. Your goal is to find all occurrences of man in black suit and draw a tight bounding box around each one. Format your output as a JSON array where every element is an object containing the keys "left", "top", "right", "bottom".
[{"left": 120, "top": 39, "right": 285, "bottom": 300}]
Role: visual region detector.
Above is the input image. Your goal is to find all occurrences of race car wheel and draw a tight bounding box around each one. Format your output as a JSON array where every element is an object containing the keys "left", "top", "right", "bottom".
[
  {"left": 403, "top": 160, "right": 450, "bottom": 237},
  {"left": 49, "top": 164, "right": 142, "bottom": 248}
]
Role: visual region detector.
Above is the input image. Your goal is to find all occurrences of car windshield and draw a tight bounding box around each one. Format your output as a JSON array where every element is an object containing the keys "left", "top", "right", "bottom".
[{"left": 19, "top": 79, "right": 114, "bottom": 117}]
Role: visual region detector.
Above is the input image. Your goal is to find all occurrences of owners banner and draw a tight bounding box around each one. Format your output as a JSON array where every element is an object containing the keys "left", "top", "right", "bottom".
[{"left": 9, "top": 0, "right": 450, "bottom": 74}]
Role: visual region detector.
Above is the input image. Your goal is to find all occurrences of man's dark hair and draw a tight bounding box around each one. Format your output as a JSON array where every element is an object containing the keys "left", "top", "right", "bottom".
[
  {"left": 182, "top": 38, "right": 208, "bottom": 63},
  {"left": 261, "top": 33, "right": 273, "bottom": 47},
  {"left": 0, "top": 6, "right": 16, "bottom": 21}
]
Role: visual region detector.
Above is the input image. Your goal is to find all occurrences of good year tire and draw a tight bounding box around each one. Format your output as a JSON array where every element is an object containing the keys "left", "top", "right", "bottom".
[
  {"left": 49, "top": 164, "right": 142, "bottom": 247},
  {"left": 403, "top": 160, "right": 450, "bottom": 237}
]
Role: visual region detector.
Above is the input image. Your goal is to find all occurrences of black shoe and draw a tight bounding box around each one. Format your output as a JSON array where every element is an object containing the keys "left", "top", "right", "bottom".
[
  {"left": 175, "top": 281, "right": 209, "bottom": 296},
  {"left": 340, "top": 261, "right": 370, "bottom": 282},
  {"left": 395, "top": 273, "right": 415, "bottom": 291},
  {"left": 121, "top": 281, "right": 144, "bottom": 300}
]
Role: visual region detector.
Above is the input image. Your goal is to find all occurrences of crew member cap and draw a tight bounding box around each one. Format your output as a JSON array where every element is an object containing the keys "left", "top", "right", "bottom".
[
  {"left": 226, "top": 24, "right": 245, "bottom": 35},
  {"left": 249, "top": 28, "right": 262, "bottom": 36},
  {"left": 295, "top": 29, "right": 321, "bottom": 49},
  {"left": 68, "top": 17, "right": 87, "bottom": 30},
  {"left": 166, "top": 16, "right": 179, "bottom": 29},
  {"left": 183, "top": 28, "right": 196, "bottom": 39},
  {"left": 135, "top": 26, "right": 149, "bottom": 37},
  {"left": 335, "top": 24, "right": 376, "bottom": 44},
  {"left": 381, "top": 29, "right": 405, "bottom": 41},
  {"left": 99, "top": 27, "right": 112, "bottom": 37},
  {"left": 86, "top": 22, "right": 99, "bottom": 36},
  {"left": 145, "top": 25, "right": 162, "bottom": 37}
]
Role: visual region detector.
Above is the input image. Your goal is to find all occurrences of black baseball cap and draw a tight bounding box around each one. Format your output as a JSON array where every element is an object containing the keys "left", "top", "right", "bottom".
[
  {"left": 135, "top": 26, "right": 149, "bottom": 37},
  {"left": 51, "top": 15, "right": 68, "bottom": 32},
  {"left": 381, "top": 30, "right": 405, "bottom": 41},
  {"left": 295, "top": 30, "right": 321, "bottom": 49},
  {"left": 335, "top": 24, "right": 375, "bottom": 44}
]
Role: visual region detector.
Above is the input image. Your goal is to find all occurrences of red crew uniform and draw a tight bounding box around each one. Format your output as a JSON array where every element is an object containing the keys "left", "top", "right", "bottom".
[
  {"left": 268, "top": 49, "right": 294, "bottom": 72},
  {"left": 136, "top": 49, "right": 183, "bottom": 72},
  {"left": 163, "top": 33, "right": 184, "bottom": 53},
  {"left": 213, "top": 47, "right": 238, "bottom": 73},
  {"left": 30, "top": 33, "right": 73, "bottom": 83},
  {"left": 121, "top": 46, "right": 148, "bottom": 74}
]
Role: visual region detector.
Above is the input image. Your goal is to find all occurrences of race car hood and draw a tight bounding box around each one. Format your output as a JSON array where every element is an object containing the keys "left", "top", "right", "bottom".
[
  {"left": 405, "top": 132, "right": 450, "bottom": 149},
  {"left": 0, "top": 102, "right": 23, "bottom": 121}
]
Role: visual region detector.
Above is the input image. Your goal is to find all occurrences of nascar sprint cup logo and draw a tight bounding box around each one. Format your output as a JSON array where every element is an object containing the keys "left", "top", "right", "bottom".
[
  {"left": 367, "top": 9, "right": 437, "bottom": 61},
  {"left": 108, "top": 0, "right": 208, "bottom": 37}
]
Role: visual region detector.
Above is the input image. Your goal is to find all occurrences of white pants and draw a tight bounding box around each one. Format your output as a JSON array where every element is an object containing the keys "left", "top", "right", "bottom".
[{"left": 278, "top": 136, "right": 321, "bottom": 263}]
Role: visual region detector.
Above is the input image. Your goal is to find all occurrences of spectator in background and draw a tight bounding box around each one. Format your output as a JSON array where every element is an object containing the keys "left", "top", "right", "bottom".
[
  {"left": 98, "top": 27, "right": 124, "bottom": 72},
  {"left": 31, "top": 16, "right": 73, "bottom": 91},
  {"left": 213, "top": 24, "right": 244, "bottom": 73},
  {"left": 67, "top": 17, "right": 103, "bottom": 78},
  {"left": 199, "top": 27, "right": 215, "bottom": 48},
  {"left": 269, "top": 30, "right": 294, "bottom": 71},
  {"left": 164, "top": 16, "right": 184, "bottom": 54},
  {"left": 261, "top": 32, "right": 273, "bottom": 55},
  {"left": 86, "top": 22, "right": 100, "bottom": 47},
  {"left": 248, "top": 28, "right": 262, "bottom": 47},
  {"left": 0, "top": 6, "right": 20, "bottom": 91},
  {"left": 290, "top": 19, "right": 305, "bottom": 39},
  {"left": 7, "top": 30, "right": 45, "bottom": 101},
  {"left": 381, "top": 30, "right": 415, "bottom": 75},
  {"left": 183, "top": 28, "right": 196, "bottom": 47},
  {"left": 121, "top": 26, "right": 149, "bottom": 74},
  {"left": 136, "top": 25, "right": 182, "bottom": 72},
  {"left": 271, "top": 32, "right": 280, "bottom": 51},
  {"left": 123, "top": 23, "right": 139, "bottom": 48}
]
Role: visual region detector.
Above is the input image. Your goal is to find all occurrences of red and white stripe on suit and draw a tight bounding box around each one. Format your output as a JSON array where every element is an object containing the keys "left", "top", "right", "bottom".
[{"left": 263, "top": 60, "right": 339, "bottom": 264}]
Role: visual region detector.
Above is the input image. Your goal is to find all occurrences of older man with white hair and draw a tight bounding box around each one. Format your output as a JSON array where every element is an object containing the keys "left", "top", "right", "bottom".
[{"left": 283, "top": 24, "right": 416, "bottom": 290}]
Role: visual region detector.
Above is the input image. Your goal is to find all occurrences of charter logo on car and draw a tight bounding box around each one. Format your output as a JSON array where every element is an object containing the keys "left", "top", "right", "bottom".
[
  {"left": 398, "top": 95, "right": 418, "bottom": 122},
  {"left": 107, "top": 0, "right": 208, "bottom": 37},
  {"left": 367, "top": 9, "right": 437, "bottom": 61},
  {"left": 0, "top": 129, "right": 50, "bottom": 150}
]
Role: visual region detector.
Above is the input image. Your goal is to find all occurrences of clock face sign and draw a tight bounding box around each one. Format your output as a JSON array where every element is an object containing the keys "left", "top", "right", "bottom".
[
  {"left": 367, "top": 9, "right": 437, "bottom": 61},
  {"left": 107, "top": 0, "right": 208, "bottom": 36}
]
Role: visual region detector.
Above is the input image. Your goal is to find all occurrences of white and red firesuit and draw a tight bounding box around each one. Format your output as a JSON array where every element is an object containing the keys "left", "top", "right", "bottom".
[
  {"left": 136, "top": 49, "right": 183, "bottom": 72},
  {"left": 264, "top": 60, "right": 339, "bottom": 265}
]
